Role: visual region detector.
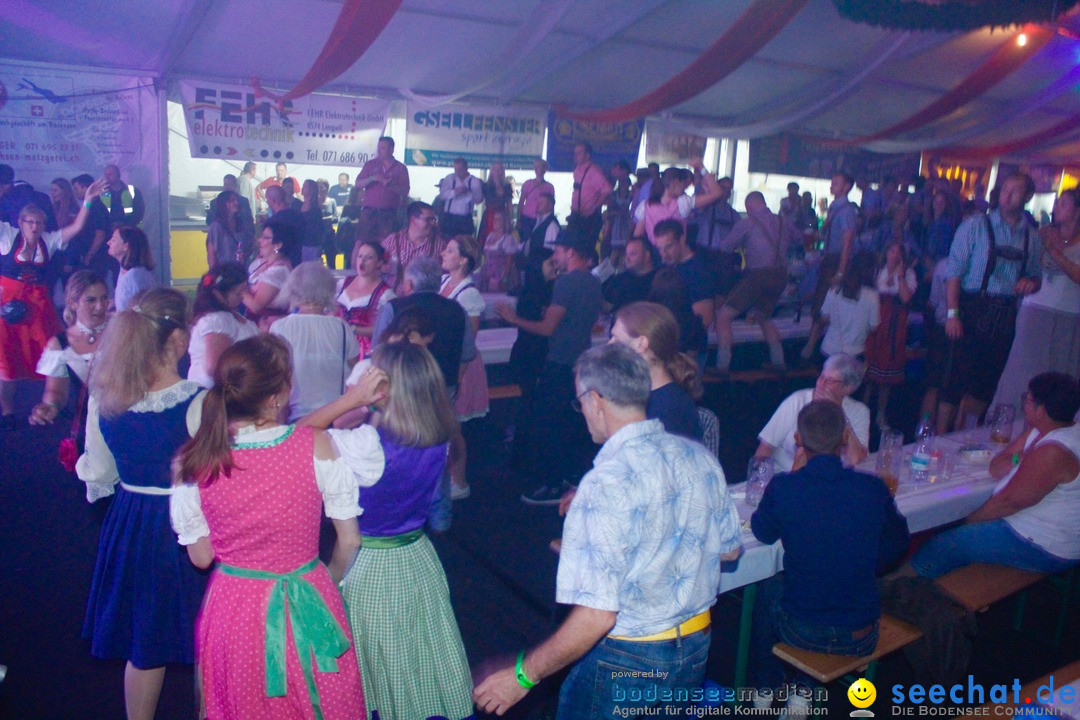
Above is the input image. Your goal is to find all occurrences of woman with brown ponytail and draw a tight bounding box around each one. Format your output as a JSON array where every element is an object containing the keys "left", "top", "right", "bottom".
[
  {"left": 77, "top": 287, "right": 206, "bottom": 720},
  {"left": 610, "top": 301, "right": 703, "bottom": 442},
  {"left": 171, "top": 334, "right": 387, "bottom": 720}
]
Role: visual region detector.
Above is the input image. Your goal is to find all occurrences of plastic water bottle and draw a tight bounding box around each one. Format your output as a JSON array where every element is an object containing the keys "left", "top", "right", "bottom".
[{"left": 911, "top": 420, "right": 934, "bottom": 483}]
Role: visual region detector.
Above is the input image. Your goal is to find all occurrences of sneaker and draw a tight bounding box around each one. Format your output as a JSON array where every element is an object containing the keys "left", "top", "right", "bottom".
[
  {"left": 450, "top": 483, "right": 471, "bottom": 500},
  {"left": 520, "top": 484, "right": 564, "bottom": 506},
  {"left": 781, "top": 688, "right": 813, "bottom": 720}
]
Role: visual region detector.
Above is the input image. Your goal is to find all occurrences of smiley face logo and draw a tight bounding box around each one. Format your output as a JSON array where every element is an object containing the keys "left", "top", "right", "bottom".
[{"left": 848, "top": 678, "right": 876, "bottom": 708}]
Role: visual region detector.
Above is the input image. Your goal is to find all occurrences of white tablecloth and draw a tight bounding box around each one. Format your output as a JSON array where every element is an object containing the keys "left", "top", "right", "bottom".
[{"left": 718, "top": 430, "right": 999, "bottom": 593}]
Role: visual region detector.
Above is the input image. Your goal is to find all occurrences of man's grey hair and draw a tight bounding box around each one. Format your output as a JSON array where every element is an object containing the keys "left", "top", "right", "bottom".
[
  {"left": 282, "top": 261, "right": 338, "bottom": 312},
  {"left": 404, "top": 256, "right": 441, "bottom": 294},
  {"left": 823, "top": 353, "right": 865, "bottom": 390},
  {"left": 574, "top": 344, "right": 651, "bottom": 411}
]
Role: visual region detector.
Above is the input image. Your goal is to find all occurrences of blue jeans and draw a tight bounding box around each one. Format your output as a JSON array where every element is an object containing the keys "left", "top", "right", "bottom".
[
  {"left": 911, "top": 519, "right": 1076, "bottom": 579},
  {"left": 557, "top": 627, "right": 710, "bottom": 720},
  {"left": 750, "top": 575, "right": 877, "bottom": 690}
]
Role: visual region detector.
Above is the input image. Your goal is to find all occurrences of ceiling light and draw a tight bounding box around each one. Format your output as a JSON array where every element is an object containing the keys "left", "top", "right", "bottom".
[{"left": 1017, "top": 32, "right": 1029, "bottom": 46}]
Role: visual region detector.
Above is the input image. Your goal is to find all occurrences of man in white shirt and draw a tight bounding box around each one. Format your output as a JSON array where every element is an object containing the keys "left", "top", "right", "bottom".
[
  {"left": 755, "top": 353, "right": 870, "bottom": 472},
  {"left": 438, "top": 158, "right": 483, "bottom": 238}
]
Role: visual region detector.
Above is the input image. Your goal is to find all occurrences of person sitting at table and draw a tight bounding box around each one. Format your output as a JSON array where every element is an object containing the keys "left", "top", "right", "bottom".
[
  {"left": 754, "top": 353, "right": 870, "bottom": 473},
  {"left": 911, "top": 372, "right": 1080, "bottom": 579},
  {"left": 749, "top": 400, "right": 909, "bottom": 713}
]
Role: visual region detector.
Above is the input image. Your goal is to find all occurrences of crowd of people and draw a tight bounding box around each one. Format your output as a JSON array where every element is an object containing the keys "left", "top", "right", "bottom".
[{"left": 3, "top": 143, "right": 1080, "bottom": 720}]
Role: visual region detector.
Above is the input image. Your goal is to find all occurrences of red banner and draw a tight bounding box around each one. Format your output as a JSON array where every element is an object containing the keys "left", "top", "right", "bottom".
[{"left": 557, "top": 0, "right": 810, "bottom": 123}]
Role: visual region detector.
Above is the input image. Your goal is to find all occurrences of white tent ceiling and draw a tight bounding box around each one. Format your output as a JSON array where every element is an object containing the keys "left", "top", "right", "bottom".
[{"left": 4, "top": 0, "right": 1080, "bottom": 161}]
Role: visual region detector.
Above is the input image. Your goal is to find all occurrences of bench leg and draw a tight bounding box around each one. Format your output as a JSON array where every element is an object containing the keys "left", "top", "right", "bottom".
[
  {"left": 1054, "top": 568, "right": 1077, "bottom": 647},
  {"left": 1013, "top": 590, "right": 1029, "bottom": 632},
  {"left": 734, "top": 582, "right": 758, "bottom": 690}
]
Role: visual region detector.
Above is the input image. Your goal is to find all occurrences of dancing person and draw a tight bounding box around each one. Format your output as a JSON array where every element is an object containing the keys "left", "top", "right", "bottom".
[
  {"left": 480, "top": 160, "right": 513, "bottom": 239},
  {"left": 243, "top": 222, "right": 294, "bottom": 331},
  {"left": 801, "top": 172, "right": 857, "bottom": 362},
  {"left": 77, "top": 288, "right": 206, "bottom": 720},
  {"left": 108, "top": 226, "right": 158, "bottom": 312},
  {"left": 992, "top": 188, "right": 1080, "bottom": 412},
  {"left": 633, "top": 162, "right": 722, "bottom": 246},
  {"left": 473, "top": 343, "right": 741, "bottom": 717},
  {"left": 438, "top": 158, "right": 483, "bottom": 239},
  {"left": 271, "top": 262, "right": 359, "bottom": 420},
  {"left": 337, "top": 239, "right": 395, "bottom": 359},
  {"left": 863, "top": 241, "right": 917, "bottom": 431},
  {"left": 172, "top": 334, "right": 374, "bottom": 719},
  {"left": 479, "top": 209, "right": 522, "bottom": 293},
  {"left": 30, "top": 271, "right": 108, "bottom": 433},
  {"left": 206, "top": 189, "right": 253, "bottom": 268},
  {"left": 187, "top": 263, "right": 258, "bottom": 388},
  {"left": 0, "top": 178, "right": 105, "bottom": 428},
  {"left": 819, "top": 252, "right": 879, "bottom": 359},
  {"left": 304, "top": 341, "right": 475, "bottom": 720}
]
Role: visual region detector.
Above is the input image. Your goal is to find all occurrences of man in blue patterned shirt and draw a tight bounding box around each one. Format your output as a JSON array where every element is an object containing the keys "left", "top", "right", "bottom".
[
  {"left": 938, "top": 172, "right": 1041, "bottom": 434},
  {"left": 474, "top": 343, "right": 742, "bottom": 718}
]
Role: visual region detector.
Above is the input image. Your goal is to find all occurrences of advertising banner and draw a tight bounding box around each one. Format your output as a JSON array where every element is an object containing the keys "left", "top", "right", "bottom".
[
  {"left": 750, "top": 134, "right": 921, "bottom": 181},
  {"left": 644, "top": 121, "right": 707, "bottom": 166},
  {"left": 404, "top": 103, "right": 546, "bottom": 170},
  {"left": 177, "top": 79, "right": 388, "bottom": 167},
  {"left": 546, "top": 111, "right": 644, "bottom": 172}
]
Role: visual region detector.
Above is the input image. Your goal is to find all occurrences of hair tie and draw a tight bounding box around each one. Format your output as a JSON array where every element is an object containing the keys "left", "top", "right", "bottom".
[{"left": 132, "top": 305, "right": 143, "bottom": 314}]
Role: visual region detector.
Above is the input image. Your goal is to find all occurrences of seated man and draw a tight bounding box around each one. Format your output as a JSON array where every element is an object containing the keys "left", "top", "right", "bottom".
[
  {"left": 750, "top": 400, "right": 909, "bottom": 709},
  {"left": 912, "top": 372, "right": 1080, "bottom": 578},
  {"left": 473, "top": 343, "right": 741, "bottom": 717},
  {"left": 755, "top": 353, "right": 870, "bottom": 472}
]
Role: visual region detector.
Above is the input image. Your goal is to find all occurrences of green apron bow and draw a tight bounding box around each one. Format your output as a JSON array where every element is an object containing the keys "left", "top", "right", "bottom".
[
  {"left": 219, "top": 558, "right": 350, "bottom": 720},
  {"left": 360, "top": 528, "right": 423, "bottom": 549}
]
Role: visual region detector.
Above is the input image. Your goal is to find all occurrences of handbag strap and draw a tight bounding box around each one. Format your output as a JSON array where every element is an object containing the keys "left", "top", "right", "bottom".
[{"left": 340, "top": 320, "right": 347, "bottom": 396}]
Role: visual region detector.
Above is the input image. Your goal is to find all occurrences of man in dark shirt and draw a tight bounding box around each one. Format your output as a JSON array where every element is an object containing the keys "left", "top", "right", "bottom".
[
  {"left": 749, "top": 400, "right": 909, "bottom": 702},
  {"left": 328, "top": 173, "right": 353, "bottom": 215},
  {"left": 264, "top": 185, "right": 304, "bottom": 267},
  {"left": 654, "top": 219, "right": 715, "bottom": 370},
  {"left": 0, "top": 164, "right": 57, "bottom": 230},
  {"left": 602, "top": 236, "right": 655, "bottom": 317},
  {"left": 371, "top": 256, "right": 475, "bottom": 391},
  {"left": 496, "top": 228, "right": 603, "bottom": 505},
  {"left": 67, "top": 173, "right": 112, "bottom": 280}
]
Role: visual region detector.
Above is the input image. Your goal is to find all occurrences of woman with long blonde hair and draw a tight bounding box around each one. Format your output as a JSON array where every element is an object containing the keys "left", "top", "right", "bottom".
[
  {"left": 78, "top": 287, "right": 206, "bottom": 720},
  {"left": 303, "top": 340, "right": 474, "bottom": 720}
]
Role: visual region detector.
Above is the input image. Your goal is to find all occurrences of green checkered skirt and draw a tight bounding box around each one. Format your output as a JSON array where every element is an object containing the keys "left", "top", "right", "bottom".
[{"left": 340, "top": 533, "right": 474, "bottom": 720}]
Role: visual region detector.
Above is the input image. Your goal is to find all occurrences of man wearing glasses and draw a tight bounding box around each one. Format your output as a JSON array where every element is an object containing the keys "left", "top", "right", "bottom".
[
  {"left": 755, "top": 353, "right": 870, "bottom": 473},
  {"left": 474, "top": 343, "right": 741, "bottom": 718},
  {"left": 380, "top": 201, "right": 445, "bottom": 293}
]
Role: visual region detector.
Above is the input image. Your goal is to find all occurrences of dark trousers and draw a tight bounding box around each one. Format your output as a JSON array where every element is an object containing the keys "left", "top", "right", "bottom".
[
  {"left": 357, "top": 206, "right": 399, "bottom": 245},
  {"left": 567, "top": 211, "right": 602, "bottom": 247},
  {"left": 520, "top": 361, "right": 594, "bottom": 488},
  {"left": 441, "top": 213, "right": 475, "bottom": 239},
  {"left": 940, "top": 293, "right": 1018, "bottom": 404}
]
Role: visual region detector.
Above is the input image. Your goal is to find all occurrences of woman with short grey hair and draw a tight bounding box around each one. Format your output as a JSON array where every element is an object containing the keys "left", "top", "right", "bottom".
[{"left": 269, "top": 262, "right": 359, "bottom": 420}]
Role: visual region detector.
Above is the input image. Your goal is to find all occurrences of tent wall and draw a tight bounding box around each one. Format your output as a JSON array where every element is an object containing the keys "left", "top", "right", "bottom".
[{"left": 0, "top": 60, "right": 169, "bottom": 284}]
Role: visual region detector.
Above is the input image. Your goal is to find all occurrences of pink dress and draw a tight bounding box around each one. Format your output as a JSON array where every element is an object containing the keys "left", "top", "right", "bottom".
[{"left": 194, "top": 426, "right": 365, "bottom": 720}]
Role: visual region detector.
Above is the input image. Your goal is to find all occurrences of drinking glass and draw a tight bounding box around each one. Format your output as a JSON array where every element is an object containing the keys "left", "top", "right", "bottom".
[
  {"left": 926, "top": 448, "right": 954, "bottom": 484},
  {"left": 988, "top": 404, "right": 1015, "bottom": 445},
  {"left": 745, "top": 458, "right": 774, "bottom": 507},
  {"left": 876, "top": 447, "right": 902, "bottom": 496}
]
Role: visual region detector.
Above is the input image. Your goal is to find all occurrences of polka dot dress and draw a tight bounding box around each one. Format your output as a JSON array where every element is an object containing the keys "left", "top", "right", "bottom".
[{"left": 196, "top": 425, "right": 365, "bottom": 720}]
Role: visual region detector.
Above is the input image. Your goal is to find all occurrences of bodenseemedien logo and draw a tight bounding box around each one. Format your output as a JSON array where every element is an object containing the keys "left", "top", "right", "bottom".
[{"left": 849, "top": 678, "right": 877, "bottom": 717}]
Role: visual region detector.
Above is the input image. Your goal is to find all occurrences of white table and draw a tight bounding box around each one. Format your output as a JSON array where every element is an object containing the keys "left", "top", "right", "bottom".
[{"left": 719, "top": 429, "right": 1000, "bottom": 593}]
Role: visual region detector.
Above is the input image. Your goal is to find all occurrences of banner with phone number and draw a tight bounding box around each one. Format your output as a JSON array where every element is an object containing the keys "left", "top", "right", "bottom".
[{"left": 177, "top": 79, "right": 389, "bottom": 167}]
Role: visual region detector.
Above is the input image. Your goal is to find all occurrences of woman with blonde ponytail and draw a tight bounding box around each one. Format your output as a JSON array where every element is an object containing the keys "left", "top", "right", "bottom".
[
  {"left": 171, "top": 335, "right": 385, "bottom": 719},
  {"left": 611, "top": 301, "right": 703, "bottom": 441},
  {"left": 77, "top": 287, "right": 207, "bottom": 720}
]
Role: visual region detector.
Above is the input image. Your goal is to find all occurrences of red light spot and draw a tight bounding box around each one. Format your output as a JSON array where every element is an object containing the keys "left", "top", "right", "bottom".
[{"left": 1025, "top": 698, "right": 1031, "bottom": 704}]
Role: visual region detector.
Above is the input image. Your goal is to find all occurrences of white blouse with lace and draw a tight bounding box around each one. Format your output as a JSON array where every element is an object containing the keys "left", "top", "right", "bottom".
[
  {"left": 76, "top": 381, "right": 205, "bottom": 503},
  {"left": 169, "top": 423, "right": 384, "bottom": 546}
]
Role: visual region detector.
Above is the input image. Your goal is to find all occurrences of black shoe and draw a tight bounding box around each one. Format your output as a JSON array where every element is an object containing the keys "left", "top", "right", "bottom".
[{"left": 520, "top": 484, "right": 564, "bottom": 506}]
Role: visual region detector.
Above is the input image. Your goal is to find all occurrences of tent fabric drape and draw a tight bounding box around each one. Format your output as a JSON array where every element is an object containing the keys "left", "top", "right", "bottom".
[
  {"left": 272, "top": 0, "right": 402, "bottom": 104},
  {"left": 938, "top": 113, "right": 1080, "bottom": 160},
  {"left": 827, "top": 23, "right": 1053, "bottom": 146},
  {"left": 556, "top": 0, "right": 810, "bottom": 123},
  {"left": 401, "top": 0, "right": 575, "bottom": 108}
]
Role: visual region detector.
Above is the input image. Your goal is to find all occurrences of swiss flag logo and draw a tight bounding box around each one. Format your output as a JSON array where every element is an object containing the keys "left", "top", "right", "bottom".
[{"left": 31, "top": 105, "right": 44, "bottom": 117}]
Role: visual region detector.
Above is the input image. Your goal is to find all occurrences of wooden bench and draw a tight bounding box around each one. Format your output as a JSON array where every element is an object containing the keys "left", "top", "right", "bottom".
[
  {"left": 934, "top": 563, "right": 1046, "bottom": 613},
  {"left": 772, "top": 614, "right": 923, "bottom": 684}
]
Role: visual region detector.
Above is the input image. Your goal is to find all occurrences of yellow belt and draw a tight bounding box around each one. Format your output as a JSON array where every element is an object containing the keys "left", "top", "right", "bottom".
[{"left": 609, "top": 609, "right": 711, "bottom": 642}]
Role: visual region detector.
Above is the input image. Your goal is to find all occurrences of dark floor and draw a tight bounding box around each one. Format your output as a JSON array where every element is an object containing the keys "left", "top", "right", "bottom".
[{"left": 2, "top": 342, "right": 1078, "bottom": 719}]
